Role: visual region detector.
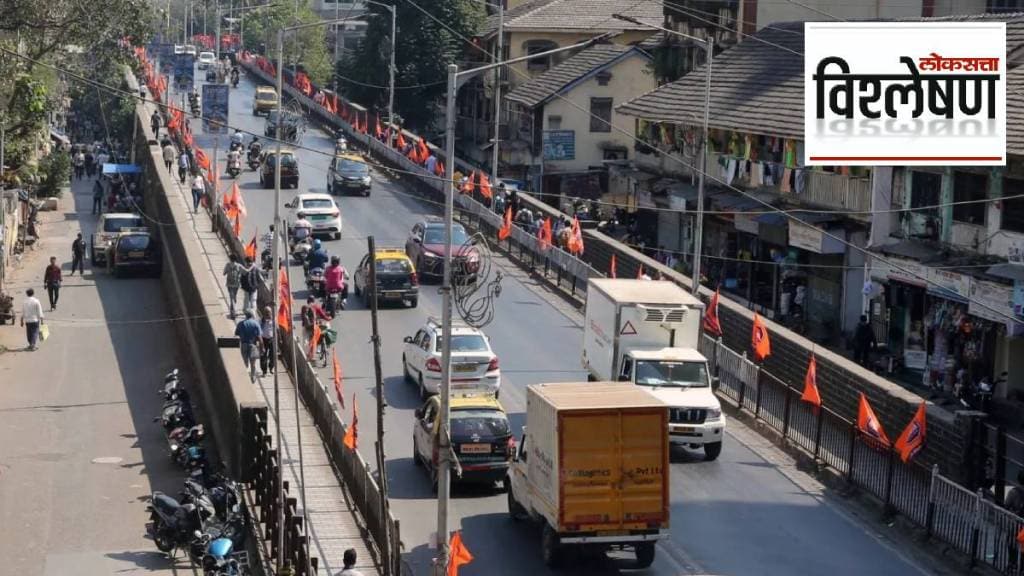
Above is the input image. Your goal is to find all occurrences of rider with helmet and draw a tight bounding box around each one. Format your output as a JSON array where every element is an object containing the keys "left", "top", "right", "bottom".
[
  {"left": 324, "top": 255, "right": 347, "bottom": 315},
  {"left": 230, "top": 129, "right": 245, "bottom": 151},
  {"left": 308, "top": 239, "right": 330, "bottom": 271}
]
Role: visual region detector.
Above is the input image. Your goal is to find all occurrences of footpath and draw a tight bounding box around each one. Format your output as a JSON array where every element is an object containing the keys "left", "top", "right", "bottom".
[{"left": 0, "top": 176, "right": 190, "bottom": 575}]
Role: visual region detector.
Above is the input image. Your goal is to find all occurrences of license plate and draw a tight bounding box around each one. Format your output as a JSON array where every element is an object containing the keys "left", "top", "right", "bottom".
[
  {"left": 311, "top": 215, "right": 328, "bottom": 221},
  {"left": 460, "top": 443, "right": 490, "bottom": 454},
  {"left": 454, "top": 363, "right": 476, "bottom": 373},
  {"left": 384, "top": 291, "right": 401, "bottom": 298},
  {"left": 672, "top": 426, "right": 695, "bottom": 434},
  {"left": 129, "top": 251, "right": 145, "bottom": 258}
]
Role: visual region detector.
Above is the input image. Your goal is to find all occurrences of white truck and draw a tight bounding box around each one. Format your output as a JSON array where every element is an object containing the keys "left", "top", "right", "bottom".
[
  {"left": 507, "top": 382, "right": 670, "bottom": 568},
  {"left": 582, "top": 278, "right": 725, "bottom": 460}
]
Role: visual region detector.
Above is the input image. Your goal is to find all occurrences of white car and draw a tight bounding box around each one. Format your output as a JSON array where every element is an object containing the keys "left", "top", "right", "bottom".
[
  {"left": 174, "top": 44, "right": 185, "bottom": 55},
  {"left": 402, "top": 317, "right": 501, "bottom": 399},
  {"left": 184, "top": 45, "right": 198, "bottom": 56},
  {"left": 197, "top": 51, "right": 216, "bottom": 69},
  {"left": 286, "top": 193, "right": 341, "bottom": 239}
]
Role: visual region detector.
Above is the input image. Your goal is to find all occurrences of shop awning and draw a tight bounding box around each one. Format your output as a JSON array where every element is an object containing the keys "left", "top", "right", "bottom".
[
  {"left": 101, "top": 163, "right": 142, "bottom": 175},
  {"left": 755, "top": 212, "right": 787, "bottom": 227},
  {"left": 986, "top": 263, "right": 1024, "bottom": 282}
]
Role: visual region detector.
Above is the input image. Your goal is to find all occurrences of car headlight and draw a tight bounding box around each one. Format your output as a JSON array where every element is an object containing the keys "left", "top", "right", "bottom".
[
  {"left": 361, "top": 176, "right": 371, "bottom": 185},
  {"left": 706, "top": 408, "right": 722, "bottom": 421}
]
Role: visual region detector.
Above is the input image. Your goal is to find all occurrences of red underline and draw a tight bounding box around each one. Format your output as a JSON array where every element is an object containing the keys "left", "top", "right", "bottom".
[{"left": 809, "top": 156, "right": 1004, "bottom": 161}]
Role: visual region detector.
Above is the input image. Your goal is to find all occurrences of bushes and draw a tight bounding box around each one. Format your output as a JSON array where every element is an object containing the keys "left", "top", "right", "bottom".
[{"left": 36, "top": 151, "right": 70, "bottom": 198}]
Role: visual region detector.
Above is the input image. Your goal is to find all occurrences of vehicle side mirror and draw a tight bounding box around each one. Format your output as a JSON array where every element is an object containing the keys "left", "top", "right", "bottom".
[
  {"left": 403, "top": 336, "right": 413, "bottom": 343},
  {"left": 284, "top": 201, "right": 293, "bottom": 208}
]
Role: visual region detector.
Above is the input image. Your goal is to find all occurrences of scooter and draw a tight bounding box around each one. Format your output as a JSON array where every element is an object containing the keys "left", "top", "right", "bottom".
[
  {"left": 229, "top": 141, "right": 243, "bottom": 153},
  {"left": 226, "top": 156, "right": 241, "bottom": 179},
  {"left": 290, "top": 228, "right": 313, "bottom": 265},
  {"left": 247, "top": 146, "right": 262, "bottom": 170}
]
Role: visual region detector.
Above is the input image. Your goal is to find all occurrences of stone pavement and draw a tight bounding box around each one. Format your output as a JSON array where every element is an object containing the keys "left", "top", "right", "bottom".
[{"left": 0, "top": 176, "right": 196, "bottom": 576}]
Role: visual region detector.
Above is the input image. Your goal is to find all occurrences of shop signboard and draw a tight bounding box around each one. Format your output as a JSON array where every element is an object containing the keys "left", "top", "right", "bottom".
[
  {"left": 788, "top": 221, "right": 845, "bottom": 254},
  {"left": 202, "top": 84, "right": 229, "bottom": 133},
  {"left": 543, "top": 130, "right": 575, "bottom": 161},
  {"left": 734, "top": 212, "right": 759, "bottom": 234},
  {"left": 927, "top": 268, "right": 971, "bottom": 302},
  {"left": 870, "top": 256, "right": 928, "bottom": 287},
  {"left": 970, "top": 279, "right": 1018, "bottom": 326}
]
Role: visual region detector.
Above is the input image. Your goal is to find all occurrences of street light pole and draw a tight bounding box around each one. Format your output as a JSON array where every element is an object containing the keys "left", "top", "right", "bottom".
[
  {"left": 489, "top": 0, "right": 503, "bottom": 206},
  {"left": 435, "top": 35, "right": 611, "bottom": 575}
]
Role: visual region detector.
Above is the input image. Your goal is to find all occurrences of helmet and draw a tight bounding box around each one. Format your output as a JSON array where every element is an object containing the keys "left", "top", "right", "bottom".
[{"left": 313, "top": 239, "right": 322, "bottom": 250}]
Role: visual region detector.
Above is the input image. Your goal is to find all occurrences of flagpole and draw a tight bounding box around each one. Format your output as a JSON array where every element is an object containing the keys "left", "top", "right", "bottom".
[{"left": 212, "top": 132, "right": 218, "bottom": 233}]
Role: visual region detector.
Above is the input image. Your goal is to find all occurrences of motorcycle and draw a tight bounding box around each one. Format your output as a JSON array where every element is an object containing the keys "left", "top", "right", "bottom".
[
  {"left": 147, "top": 491, "right": 209, "bottom": 555},
  {"left": 227, "top": 156, "right": 241, "bottom": 179},
  {"left": 290, "top": 228, "right": 313, "bottom": 264},
  {"left": 229, "top": 140, "right": 243, "bottom": 153},
  {"left": 189, "top": 94, "right": 201, "bottom": 118},
  {"left": 158, "top": 399, "right": 195, "bottom": 431},
  {"left": 306, "top": 267, "right": 325, "bottom": 298},
  {"left": 247, "top": 146, "right": 262, "bottom": 170},
  {"left": 201, "top": 535, "right": 242, "bottom": 576},
  {"left": 169, "top": 425, "right": 206, "bottom": 469},
  {"left": 326, "top": 286, "right": 347, "bottom": 317}
]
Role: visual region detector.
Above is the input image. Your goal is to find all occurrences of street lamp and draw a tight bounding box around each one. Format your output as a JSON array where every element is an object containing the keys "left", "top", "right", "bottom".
[
  {"left": 612, "top": 13, "right": 712, "bottom": 296},
  {"left": 435, "top": 33, "right": 612, "bottom": 575},
  {"left": 217, "top": 2, "right": 277, "bottom": 61}
]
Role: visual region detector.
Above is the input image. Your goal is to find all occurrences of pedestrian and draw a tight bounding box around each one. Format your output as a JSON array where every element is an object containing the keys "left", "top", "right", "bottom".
[
  {"left": 21, "top": 288, "right": 44, "bottom": 351},
  {"left": 222, "top": 253, "right": 243, "bottom": 318},
  {"left": 43, "top": 256, "right": 62, "bottom": 311},
  {"left": 234, "top": 310, "right": 262, "bottom": 381},
  {"left": 92, "top": 178, "right": 104, "bottom": 214},
  {"left": 259, "top": 306, "right": 276, "bottom": 377},
  {"left": 162, "top": 142, "right": 176, "bottom": 173},
  {"left": 73, "top": 149, "right": 85, "bottom": 180},
  {"left": 239, "top": 257, "right": 260, "bottom": 314},
  {"left": 151, "top": 109, "right": 161, "bottom": 136},
  {"left": 84, "top": 149, "right": 96, "bottom": 178},
  {"left": 191, "top": 172, "right": 205, "bottom": 213},
  {"left": 70, "top": 233, "right": 86, "bottom": 276},
  {"left": 853, "top": 314, "right": 876, "bottom": 366},
  {"left": 178, "top": 151, "right": 191, "bottom": 184},
  {"left": 339, "top": 549, "right": 364, "bottom": 576}
]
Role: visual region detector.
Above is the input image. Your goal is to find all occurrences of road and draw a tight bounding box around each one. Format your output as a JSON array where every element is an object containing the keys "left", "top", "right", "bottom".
[
  {"left": 188, "top": 71, "right": 936, "bottom": 576},
  {"left": 0, "top": 177, "right": 201, "bottom": 575}
]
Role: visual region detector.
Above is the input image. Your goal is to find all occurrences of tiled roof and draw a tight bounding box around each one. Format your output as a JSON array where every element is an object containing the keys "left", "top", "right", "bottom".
[
  {"left": 1009, "top": 68, "right": 1024, "bottom": 155},
  {"left": 616, "top": 21, "right": 805, "bottom": 139},
  {"left": 618, "top": 14, "right": 1024, "bottom": 141},
  {"left": 481, "top": 0, "right": 663, "bottom": 37},
  {"left": 505, "top": 44, "right": 646, "bottom": 108}
]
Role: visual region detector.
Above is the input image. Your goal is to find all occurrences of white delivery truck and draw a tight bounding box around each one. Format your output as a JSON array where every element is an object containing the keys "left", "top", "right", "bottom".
[
  {"left": 582, "top": 278, "right": 725, "bottom": 460},
  {"left": 507, "top": 382, "right": 670, "bottom": 568}
]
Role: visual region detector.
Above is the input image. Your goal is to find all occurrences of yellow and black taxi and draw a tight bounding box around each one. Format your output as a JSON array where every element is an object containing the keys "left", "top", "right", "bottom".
[
  {"left": 411, "top": 393, "right": 513, "bottom": 491},
  {"left": 252, "top": 85, "right": 279, "bottom": 116},
  {"left": 327, "top": 153, "right": 371, "bottom": 197},
  {"left": 353, "top": 248, "right": 418, "bottom": 308},
  {"left": 260, "top": 148, "right": 299, "bottom": 189},
  {"left": 112, "top": 229, "right": 162, "bottom": 277}
]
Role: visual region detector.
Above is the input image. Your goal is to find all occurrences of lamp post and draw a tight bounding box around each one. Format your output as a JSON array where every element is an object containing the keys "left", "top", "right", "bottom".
[
  {"left": 435, "top": 34, "right": 612, "bottom": 575},
  {"left": 490, "top": 0, "right": 503, "bottom": 205},
  {"left": 218, "top": 2, "right": 276, "bottom": 61},
  {"left": 613, "top": 14, "right": 712, "bottom": 296}
]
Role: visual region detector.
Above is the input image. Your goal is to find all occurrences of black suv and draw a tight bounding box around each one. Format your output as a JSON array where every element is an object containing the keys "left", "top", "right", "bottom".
[
  {"left": 264, "top": 110, "right": 301, "bottom": 142},
  {"left": 112, "top": 230, "right": 162, "bottom": 277}
]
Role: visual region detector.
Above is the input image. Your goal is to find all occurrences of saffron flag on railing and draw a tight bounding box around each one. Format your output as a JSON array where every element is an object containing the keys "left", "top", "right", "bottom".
[
  {"left": 460, "top": 172, "right": 476, "bottom": 195},
  {"left": 498, "top": 207, "right": 512, "bottom": 241},
  {"left": 894, "top": 402, "right": 926, "bottom": 463},
  {"left": 447, "top": 531, "right": 474, "bottom": 576},
  {"left": 233, "top": 213, "right": 242, "bottom": 237},
  {"left": 245, "top": 228, "right": 258, "bottom": 261},
  {"left": 801, "top": 354, "right": 821, "bottom": 409},
  {"left": 332, "top": 349, "right": 345, "bottom": 409},
  {"left": 279, "top": 267, "right": 290, "bottom": 308},
  {"left": 343, "top": 395, "right": 358, "bottom": 450},
  {"left": 308, "top": 322, "right": 322, "bottom": 358},
  {"left": 857, "top": 393, "right": 890, "bottom": 447},
  {"left": 751, "top": 313, "right": 771, "bottom": 362},
  {"left": 194, "top": 147, "right": 211, "bottom": 171},
  {"left": 703, "top": 287, "right": 722, "bottom": 336},
  {"left": 609, "top": 254, "right": 617, "bottom": 278},
  {"left": 395, "top": 131, "right": 406, "bottom": 150},
  {"left": 434, "top": 160, "right": 445, "bottom": 178},
  {"left": 477, "top": 172, "right": 493, "bottom": 199},
  {"left": 567, "top": 215, "right": 584, "bottom": 255},
  {"left": 539, "top": 218, "right": 553, "bottom": 251},
  {"left": 277, "top": 300, "right": 291, "bottom": 332}
]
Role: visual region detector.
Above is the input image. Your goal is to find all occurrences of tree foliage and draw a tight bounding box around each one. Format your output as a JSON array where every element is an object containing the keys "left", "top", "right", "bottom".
[
  {"left": 339, "top": 0, "right": 484, "bottom": 130},
  {"left": 241, "top": 0, "right": 332, "bottom": 85}
]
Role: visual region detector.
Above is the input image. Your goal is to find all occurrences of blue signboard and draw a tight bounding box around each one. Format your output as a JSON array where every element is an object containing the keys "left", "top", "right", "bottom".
[
  {"left": 202, "top": 84, "right": 229, "bottom": 133},
  {"left": 173, "top": 54, "right": 195, "bottom": 91},
  {"left": 543, "top": 130, "right": 575, "bottom": 161}
]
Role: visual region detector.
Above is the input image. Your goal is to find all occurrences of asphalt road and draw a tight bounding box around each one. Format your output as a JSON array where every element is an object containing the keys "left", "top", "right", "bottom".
[{"left": 184, "top": 72, "right": 935, "bottom": 576}]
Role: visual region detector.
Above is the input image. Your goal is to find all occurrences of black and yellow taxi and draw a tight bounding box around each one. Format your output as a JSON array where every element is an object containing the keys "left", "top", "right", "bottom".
[
  {"left": 260, "top": 148, "right": 299, "bottom": 189},
  {"left": 353, "top": 248, "right": 418, "bottom": 308},
  {"left": 112, "top": 229, "right": 162, "bottom": 277},
  {"left": 411, "top": 393, "right": 513, "bottom": 491},
  {"left": 252, "top": 85, "right": 279, "bottom": 116},
  {"left": 327, "top": 153, "right": 371, "bottom": 197}
]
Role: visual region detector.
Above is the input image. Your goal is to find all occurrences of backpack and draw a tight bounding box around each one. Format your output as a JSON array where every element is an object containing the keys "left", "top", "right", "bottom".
[{"left": 241, "top": 266, "right": 259, "bottom": 292}]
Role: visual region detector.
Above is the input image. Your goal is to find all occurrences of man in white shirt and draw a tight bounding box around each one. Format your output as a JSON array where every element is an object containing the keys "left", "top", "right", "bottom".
[
  {"left": 21, "top": 288, "right": 43, "bottom": 351},
  {"left": 191, "top": 173, "right": 206, "bottom": 213},
  {"left": 339, "top": 549, "right": 364, "bottom": 576}
]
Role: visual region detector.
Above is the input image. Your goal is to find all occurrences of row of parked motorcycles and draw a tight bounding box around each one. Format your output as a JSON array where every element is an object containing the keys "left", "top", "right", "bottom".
[{"left": 147, "top": 369, "right": 248, "bottom": 575}]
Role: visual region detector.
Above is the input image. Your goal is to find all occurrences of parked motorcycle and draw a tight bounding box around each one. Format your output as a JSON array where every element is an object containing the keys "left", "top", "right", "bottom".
[
  {"left": 158, "top": 399, "right": 195, "bottom": 431},
  {"left": 201, "top": 535, "right": 242, "bottom": 575},
  {"left": 147, "top": 491, "right": 209, "bottom": 555}
]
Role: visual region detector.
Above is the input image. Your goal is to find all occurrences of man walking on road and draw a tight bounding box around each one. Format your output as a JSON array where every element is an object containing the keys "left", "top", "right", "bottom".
[
  {"left": 239, "top": 257, "right": 260, "bottom": 314},
  {"left": 21, "top": 288, "right": 43, "bottom": 351},
  {"left": 259, "top": 305, "right": 276, "bottom": 377},
  {"left": 178, "top": 151, "right": 190, "bottom": 184},
  {"left": 151, "top": 110, "right": 161, "bottom": 136},
  {"left": 43, "top": 256, "right": 62, "bottom": 311},
  {"left": 234, "top": 310, "right": 262, "bottom": 381},
  {"left": 223, "top": 253, "right": 243, "bottom": 318},
  {"left": 191, "top": 172, "right": 205, "bottom": 213},
  {"left": 162, "top": 142, "right": 176, "bottom": 173},
  {"left": 92, "top": 178, "right": 104, "bottom": 214},
  {"left": 70, "top": 233, "right": 86, "bottom": 276}
]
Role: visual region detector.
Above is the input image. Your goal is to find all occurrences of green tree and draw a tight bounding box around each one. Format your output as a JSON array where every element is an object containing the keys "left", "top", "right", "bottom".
[
  {"left": 241, "top": 0, "right": 332, "bottom": 85},
  {"left": 339, "top": 0, "right": 484, "bottom": 130}
]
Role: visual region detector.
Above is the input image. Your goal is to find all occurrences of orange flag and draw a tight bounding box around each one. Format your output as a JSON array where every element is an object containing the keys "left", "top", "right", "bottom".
[
  {"left": 567, "top": 216, "right": 584, "bottom": 255},
  {"left": 375, "top": 116, "right": 383, "bottom": 140},
  {"left": 308, "top": 321, "right": 322, "bottom": 358},
  {"left": 609, "top": 254, "right": 617, "bottom": 278},
  {"left": 857, "top": 393, "right": 891, "bottom": 447},
  {"left": 233, "top": 213, "right": 242, "bottom": 237},
  {"left": 231, "top": 182, "right": 247, "bottom": 217},
  {"left": 332, "top": 349, "right": 345, "bottom": 409},
  {"left": 278, "top": 267, "right": 290, "bottom": 305},
  {"left": 434, "top": 159, "right": 446, "bottom": 177},
  {"left": 894, "top": 402, "right": 926, "bottom": 463},
  {"left": 277, "top": 301, "right": 291, "bottom": 331},
  {"left": 477, "top": 172, "right": 493, "bottom": 199},
  {"left": 801, "top": 354, "right": 821, "bottom": 408},
  {"left": 751, "top": 313, "right": 771, "bottom": 362},
  {"left": 245, "top": 228, "right": 258, "bottom": 261},
  {"left": 460, "top": 172, "right": 476, "bottom": 195},
  {"left": 637, "top": 263, "right": 645, "bottom": 279},
  {"left": 703, "top": 287, "right": 722, "bottom": 336},
  {"left": 539, "top": 218, "right": 552, "bottom": 251},
  {"left": 498, "top": 207, "right": 512, "bottom": 241},
  {"left": 1017, "top": 527, "right": 1024, "bottom": 550},
  {"left": 395, "top": 131, "right": 407, "bottom": 150},
  {"left": 343, "top": 395, "right": 358, "bottom": 449},
  {"left": 194, "top": 147, "right": 211, "bottom": 171},
  {"left": 447, "top": 531, "right": 473, "bottom": 576}
]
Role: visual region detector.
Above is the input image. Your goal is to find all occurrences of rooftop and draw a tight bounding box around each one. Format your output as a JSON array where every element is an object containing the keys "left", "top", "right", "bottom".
[
  {"left": 480, "top": 0, "right": 663, "bottom": 38},
  {"left": 504, "top": 43, "right": 650, "bottom": 108}
]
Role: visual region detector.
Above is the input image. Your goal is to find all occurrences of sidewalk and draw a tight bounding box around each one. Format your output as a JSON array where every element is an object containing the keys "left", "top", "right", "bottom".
[{"left": 0, "top": 176, "right": 194, "bottom": 575}]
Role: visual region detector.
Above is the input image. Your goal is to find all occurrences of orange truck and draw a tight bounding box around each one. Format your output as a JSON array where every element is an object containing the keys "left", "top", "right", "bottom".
[{"left": 506, "top": 382, "right": 670, "bottom": 568}]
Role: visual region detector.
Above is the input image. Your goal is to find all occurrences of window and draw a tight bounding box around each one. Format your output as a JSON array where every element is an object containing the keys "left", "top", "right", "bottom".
[
  {"left": 590, "top": 97, "right": 612, "bottom": 132},
  {"left": 953, "top": 171, "right": 988, "bottom": 224},
  {"left": 547, "top": 115, "right": 562, "bottom": 130},
  {"left": 1002, "top": 178, "right": 1024, "bottom": 233},
  {"left": 524, "top": 40, "right": 558, "bottom": 72},
  {"left": 596, "top": 71, "right": 612, "bottom": 86},
  {"left": 909, "top": 171, "right": 942, "bottom": 240}
]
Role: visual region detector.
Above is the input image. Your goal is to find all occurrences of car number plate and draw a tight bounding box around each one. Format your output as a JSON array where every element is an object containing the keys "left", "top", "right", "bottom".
[
  {"left": 454, "top": 363, "right": 476, "bottom": 373},
  {"left": 129, "top": 251, "right": 145, "bottom": 258},
  {"left": 311, "top": 215, "right": 328, "bottom": 220},
  {"left": 672, "top": 426, "right": 695, "bottom": 434},
  {"left": 460, "top": 443, "right": 490, "bottom": 454},
  {"left": 384, "top": 291, "right": 401, "bottom": 298}
]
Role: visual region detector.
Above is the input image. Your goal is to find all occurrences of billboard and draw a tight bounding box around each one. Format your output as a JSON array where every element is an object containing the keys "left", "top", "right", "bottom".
[
  {"left": 173, "top": 53, "right": 195, "bottom": 91},
  {"left": 202, "top": 84, "right": 229, "bottom": 133},
  {"left": 543, "top": 130, "right": 575, "bottom": 161}
]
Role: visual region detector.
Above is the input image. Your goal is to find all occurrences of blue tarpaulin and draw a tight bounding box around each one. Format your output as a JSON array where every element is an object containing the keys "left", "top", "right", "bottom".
[{"left": 102, "top": 164, "right": 142, "bottom": 175}]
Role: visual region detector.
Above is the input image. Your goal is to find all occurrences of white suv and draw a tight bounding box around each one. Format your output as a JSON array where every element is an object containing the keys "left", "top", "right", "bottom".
[
  {"left": 402, "top": 317, "right": 501, "bottom": 399},
  {"left": 197, "top": 52, "right": 216, "bottom": 69}
]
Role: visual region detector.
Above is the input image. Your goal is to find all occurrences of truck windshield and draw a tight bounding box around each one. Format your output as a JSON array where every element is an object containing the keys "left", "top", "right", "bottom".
[{"left": 635, "top": 361, "right": 708, "bottom": 388}]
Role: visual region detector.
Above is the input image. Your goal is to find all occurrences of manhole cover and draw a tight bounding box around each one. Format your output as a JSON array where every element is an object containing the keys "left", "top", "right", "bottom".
[{"left": 91, "top": 456, "right": 123, "bottom": 465}]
